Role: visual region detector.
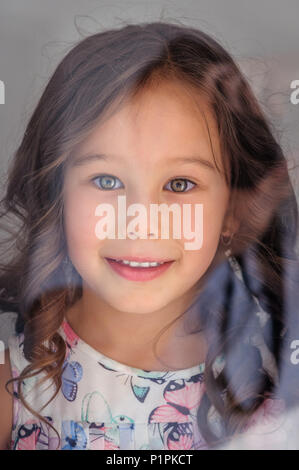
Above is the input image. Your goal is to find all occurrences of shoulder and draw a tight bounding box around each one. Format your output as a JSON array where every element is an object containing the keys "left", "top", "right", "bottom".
[
  {"left": 0, "top": 330, "right": 42, "bottom": 450},
  {"left": 0, "top": 312, "right": 26, "bottom": 449},
  {"left": 0, "top": 317, "right": 30, "bottom": 450},
  {"left": 0, "top": 348, "right": 13, "bottom": 450}
]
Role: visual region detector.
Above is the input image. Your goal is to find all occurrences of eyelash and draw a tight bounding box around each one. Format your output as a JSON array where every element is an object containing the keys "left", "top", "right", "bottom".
[{"left": 91, "top": 174, "right": 198, "bottom": 193}]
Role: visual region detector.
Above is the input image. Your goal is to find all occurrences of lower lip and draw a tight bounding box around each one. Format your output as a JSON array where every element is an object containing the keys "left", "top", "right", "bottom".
[{"left": 104, "top": 258, "right": 175, "bottom": 281}]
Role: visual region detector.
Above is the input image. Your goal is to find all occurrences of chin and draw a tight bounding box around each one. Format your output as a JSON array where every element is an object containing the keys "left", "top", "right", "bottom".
[{"left": 107, "top": 296, "right": 168, "bottom": 315}]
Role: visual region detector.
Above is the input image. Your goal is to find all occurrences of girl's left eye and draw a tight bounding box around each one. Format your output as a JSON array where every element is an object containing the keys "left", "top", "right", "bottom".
[
  {"left": 91, "top": 175, "right": 197, "bottom": 192},
  {"left": 165, "top": 178, "right": 196, "bottom": 193}
]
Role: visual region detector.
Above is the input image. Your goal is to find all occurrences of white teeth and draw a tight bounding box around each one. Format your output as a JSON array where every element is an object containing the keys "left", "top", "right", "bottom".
[{"left": 114, "top": 259, "right": 164, "bottom": 267}]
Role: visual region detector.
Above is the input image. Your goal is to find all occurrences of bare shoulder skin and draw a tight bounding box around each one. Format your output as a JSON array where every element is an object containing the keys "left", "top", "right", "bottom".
[{"left": 0, "top": 348, "right": 13, "bottom": 450}]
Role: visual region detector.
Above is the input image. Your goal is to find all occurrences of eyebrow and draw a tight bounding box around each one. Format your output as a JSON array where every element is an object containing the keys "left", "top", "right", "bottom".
[{"left": 71, "top": 152, "right": 216, "bottom": 171}]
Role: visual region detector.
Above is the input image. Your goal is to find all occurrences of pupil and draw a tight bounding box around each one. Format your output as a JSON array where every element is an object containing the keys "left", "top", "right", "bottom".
[
  {"left": 102, "top": 176, "right": 114, "bottom": 189},
  {"left": 172, "top": 179, "right": 186, "bottom": 192}
]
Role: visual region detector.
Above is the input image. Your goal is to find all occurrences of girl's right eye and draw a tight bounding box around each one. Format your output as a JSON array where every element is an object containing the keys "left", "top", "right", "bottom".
[{"left": 92, "top": 174, "right": 124, "bottom": 190}]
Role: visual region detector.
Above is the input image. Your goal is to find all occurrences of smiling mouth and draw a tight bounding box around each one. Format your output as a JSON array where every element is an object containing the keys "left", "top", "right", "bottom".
[
  {"left": 105, "top": 257, "right": 172, "bottom": 267},
  {"left": 104, "top": 257, "right": 175, "bottom": 281}
]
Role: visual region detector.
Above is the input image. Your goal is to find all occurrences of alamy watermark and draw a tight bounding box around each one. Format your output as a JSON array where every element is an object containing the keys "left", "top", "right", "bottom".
[
  {"left": 0, "top": 80, "right": 4, "bottom": 104},
  {"left": 290, "top": 340, "right": 299, "bottom": 365},
  {"left": 94, "top": 195, "right": 203, "bottom": 250},
  {"left": 290, "top": 80, "right": 299, "bottom": 105}
]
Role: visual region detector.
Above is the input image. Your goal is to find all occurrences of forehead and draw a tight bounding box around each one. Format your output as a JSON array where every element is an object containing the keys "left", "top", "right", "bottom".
[{"left": 70, "top": 81, "right": 223, "bottom": 172}]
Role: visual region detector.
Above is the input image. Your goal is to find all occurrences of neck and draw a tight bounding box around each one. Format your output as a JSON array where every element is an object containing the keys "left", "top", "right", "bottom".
[{"left": 64, "top": 283, "right": 206, "bottom": 369}]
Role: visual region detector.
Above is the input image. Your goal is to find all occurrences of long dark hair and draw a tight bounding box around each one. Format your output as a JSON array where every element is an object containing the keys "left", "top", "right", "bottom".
[{"left": 1, "top": 21, "right": 299, "bottom": 449}]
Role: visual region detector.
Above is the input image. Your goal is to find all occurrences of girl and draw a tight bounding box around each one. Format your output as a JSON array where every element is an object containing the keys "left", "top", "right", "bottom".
[{"left": 0, "top": 21, "right": 299, "bottom": 451}]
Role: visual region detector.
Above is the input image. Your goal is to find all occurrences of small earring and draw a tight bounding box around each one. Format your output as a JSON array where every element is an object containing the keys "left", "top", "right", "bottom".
[
  {"left": 221, "top": 235, "right": 243, "bottom": 283},
  {"left": 221, "top": 232, "right": 234, "bottom": 247},
  {"left": 221, "top": 232, "right": 234, "bottom": 259}
]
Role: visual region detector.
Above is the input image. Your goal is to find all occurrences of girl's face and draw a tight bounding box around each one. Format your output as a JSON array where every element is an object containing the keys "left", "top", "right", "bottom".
[{"left": 63, "top": 81, "right": 235, "bottom": 315}]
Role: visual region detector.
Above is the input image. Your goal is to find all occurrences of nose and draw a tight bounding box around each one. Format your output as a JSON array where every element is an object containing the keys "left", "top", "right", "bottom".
[
  {"left": 127, "top": 229, "right": 156, "bottom": 239},
  {"left": 119, "top": 188, "right": 161, "bottom": 240}
]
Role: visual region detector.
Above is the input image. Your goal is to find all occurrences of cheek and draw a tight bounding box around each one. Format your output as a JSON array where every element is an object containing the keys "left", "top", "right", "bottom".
[
  {"left": 64, "top": 189, "right": 103, "bottom": 255},
  {"left": 179, "top": 231, "right": 220, "bottom": 288},
  {"left": 202, "top": 206, "right": 225, "bottom": 248},
  {"left": 179, "top": 193, "right": 228, "bottom": 248},
  {"left": 179, "top": 191, "right": 228, "bottom": 271}
]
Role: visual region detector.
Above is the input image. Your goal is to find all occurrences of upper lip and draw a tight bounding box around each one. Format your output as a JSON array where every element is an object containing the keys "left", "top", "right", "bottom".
[{"left": 105, "top": 256, "right": 174, "bottom": 263}]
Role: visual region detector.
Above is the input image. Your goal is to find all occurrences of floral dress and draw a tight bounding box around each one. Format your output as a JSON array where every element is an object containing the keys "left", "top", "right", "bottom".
[{"left": 7, "top": 318, "right": 289, "bottom": 450}]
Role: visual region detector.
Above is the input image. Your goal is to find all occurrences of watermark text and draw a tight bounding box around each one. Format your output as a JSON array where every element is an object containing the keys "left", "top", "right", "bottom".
[{"left": 94, "top": 196, "right": 203, "bottom": 250}]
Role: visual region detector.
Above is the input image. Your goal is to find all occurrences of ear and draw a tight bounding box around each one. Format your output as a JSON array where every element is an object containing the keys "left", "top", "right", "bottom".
[{"left": 221, "top": 210, "right": 240, "bottom": 237}]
